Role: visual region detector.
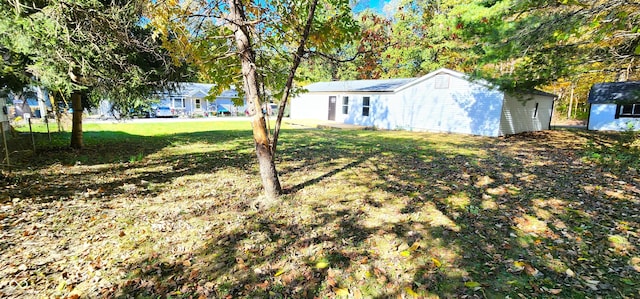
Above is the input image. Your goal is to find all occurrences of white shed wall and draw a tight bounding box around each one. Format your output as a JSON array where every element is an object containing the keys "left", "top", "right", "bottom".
[
  {"left": 500, "top": 94, "right": 554, "bottom": 135},
  {"left": 391, "top": 74, "right": 504, "bottom": 136},
  {"left": 588, "top": 103, "right": 640, "bottom": 131}
]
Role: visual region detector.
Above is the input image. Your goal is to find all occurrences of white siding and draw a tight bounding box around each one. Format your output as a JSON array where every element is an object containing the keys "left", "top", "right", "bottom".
[
  {"left": 290, "top": 93, "right": 331, "bottom": 120},
  {"left": 391, "top": 74, "right": 504, "bottom": 136},
  {"left": 588, "top": 103, "right": 640, "bottom": 131},
  {"left": 290, "top": 69, "right": 555, "bottom": 136},
  {"left": 500, "top": 94, "right": 554, "bottom": 135}
]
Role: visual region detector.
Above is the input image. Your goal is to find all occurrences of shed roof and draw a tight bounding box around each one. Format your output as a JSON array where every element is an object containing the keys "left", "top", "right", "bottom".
[{"left": 588, "top": 81, "right": 640, "bottom": 104}]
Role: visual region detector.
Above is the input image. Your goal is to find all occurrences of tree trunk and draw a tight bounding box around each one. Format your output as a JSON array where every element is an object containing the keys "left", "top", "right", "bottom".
[
  {"left": 272, "top": 0, "right": 319, "bottom": 156},
  {"left": 70, "top": 91, "right": 83, "bottom": 149},
  {"left": 568, "top": 84, "right": 574, "bottom": 120},
  {"left": 228, "top": 0, "right": 281, "bottom": 200}
]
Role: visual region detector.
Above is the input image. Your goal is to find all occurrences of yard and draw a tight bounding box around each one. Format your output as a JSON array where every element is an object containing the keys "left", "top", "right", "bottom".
[{"left": 0, "top": 121, "right": 639, "bottom": 298}]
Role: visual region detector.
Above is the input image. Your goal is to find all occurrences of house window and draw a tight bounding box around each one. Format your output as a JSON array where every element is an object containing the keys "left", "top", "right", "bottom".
[
  {"left": 195, "top": 99, "right": 201, "bottom": 109},
  {"left": 615, "top": 103, "right": 640, "bottom": 118},
  {"left": 362, "top": 97, "right": 370, "bottom": 116},
  {"left": 435, "top": 74, "right": 450, "bottom": 89},
  {"left": 533, "top": 103, "right": 539, "bottom": 118},
  {"left": 173, "top": 98, "right": 185, "bottom": 108},
  {"left": 342, "top": 96, "right": 349, "bottom": 114}
]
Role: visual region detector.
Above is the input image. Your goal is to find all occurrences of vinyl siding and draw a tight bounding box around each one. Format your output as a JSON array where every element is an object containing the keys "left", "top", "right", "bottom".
[
  {"left": 588, "top": 103, "right": 640, "bottom": 131},
  {"left": 500, "top": 94, "right": 554, "bottom": 135},
  {"left": 290, "top": 93, "right": 331, "bottom": 120},
  {"left": 392, "top": 74, "right": 504, "bottom": 136},
  {"left": 290, "top": 69, "right": 554, "bottom": 136}
]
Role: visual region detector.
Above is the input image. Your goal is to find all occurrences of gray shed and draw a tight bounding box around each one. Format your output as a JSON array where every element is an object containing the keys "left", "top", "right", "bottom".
[{"left": 587, "top": 81, "right": 640, "bottom": 131}]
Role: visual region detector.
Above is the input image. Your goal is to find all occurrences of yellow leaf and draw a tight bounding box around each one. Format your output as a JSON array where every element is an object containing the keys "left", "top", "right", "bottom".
[
  {"left": 431, "top": 257, "right": 442, "bottom": 268},
  {"left": 513, "top": 261, "right": 525, "bottom": 269},
  {"left": 409, "top": 242, "right": 420, "bottom": 251},
  {"left": 335, "top": 287, "right": 349, "bottom": 296},
  {"left": 274, "top": 269, "right": 286, "bottom": 277},
  {"left": 464, "top": 281, "right": 481, "bottom": 288},
  {"left": 316, "top": 261, "right": 330, "bottom": 269},
  {"left": 400, "top": 250, "right": 411, "bottom": 257},
  {"left": 404, "top": 287, "right": 419, "bottom": 297}
]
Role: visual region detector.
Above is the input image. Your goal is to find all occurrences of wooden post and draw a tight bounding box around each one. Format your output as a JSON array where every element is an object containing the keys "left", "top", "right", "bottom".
[
  {"left": 1, "top": 122, "right": 9, "bottom": 166},
  {"left": 28, "top": 117, "right": 36, "bottom": 153},
  {"left": 45, "top": 115, "right": 51, "bottom": 142}
]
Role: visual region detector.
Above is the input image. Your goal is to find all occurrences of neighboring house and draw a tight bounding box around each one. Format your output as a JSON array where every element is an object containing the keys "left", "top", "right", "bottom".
[
  {"left": 587, "top": 81, "right": 640, "bottom": 131},
  {"left": 8, "top": 86, "right": 50, "bottom": 119},
  {"left": 290, "top": 68, "right": 556, "bottom": 137},
  {"left": 92, "top": 82, "right": 245, "bottom": 118},
  {"left": 157, "top": 83, "right": 244, "bottom": 116}
]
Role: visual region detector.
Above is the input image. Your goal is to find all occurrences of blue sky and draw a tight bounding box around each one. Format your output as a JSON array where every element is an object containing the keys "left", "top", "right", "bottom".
[
  {"left": 369, "top": 0, "right": 388, "bottom": 11},
  {"left": 353, "top": 0, "right": 394, "bottom": 14}
]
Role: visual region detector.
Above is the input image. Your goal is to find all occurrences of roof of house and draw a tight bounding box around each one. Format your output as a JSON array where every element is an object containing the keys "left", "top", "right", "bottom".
[
  {"left": 588, "top": 81, "right": 640, "bottom": 104},
  {"left": 159, "top": 82, "right": 239, "bottom": 99},
  {"left": 302, "top": 68, "right": 555, "bottom": 98},
  {"left": 176, "top": 82, "right": 215, "bottom": 98},
  {"left": 305, "top": 78, "right": 417, "bottom": 93}
]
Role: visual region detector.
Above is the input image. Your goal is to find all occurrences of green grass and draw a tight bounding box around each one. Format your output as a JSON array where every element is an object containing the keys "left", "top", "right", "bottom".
[{"left": 1, "top": 123, "right": 639, "bottom": 298}]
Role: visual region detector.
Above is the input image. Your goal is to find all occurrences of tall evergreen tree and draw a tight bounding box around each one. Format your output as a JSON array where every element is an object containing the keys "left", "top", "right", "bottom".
[{"left": 1, "top": 0, "right": 180, "bottom": 148}]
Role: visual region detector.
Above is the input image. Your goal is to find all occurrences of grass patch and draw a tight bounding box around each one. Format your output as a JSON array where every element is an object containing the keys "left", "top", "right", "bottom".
[{"left": 1, "top": 124, "right": 639, "bottom": 298}]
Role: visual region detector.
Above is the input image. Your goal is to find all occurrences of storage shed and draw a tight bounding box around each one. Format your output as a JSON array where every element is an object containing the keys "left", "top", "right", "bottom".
[
  {"left": 290, "top": 68, "right": 556, "bottom": 136},
  {"left": 587, "top": 81, "right": 640, "bottom": 131}
]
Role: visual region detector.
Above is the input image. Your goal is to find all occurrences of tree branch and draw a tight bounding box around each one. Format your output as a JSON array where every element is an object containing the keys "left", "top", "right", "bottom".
[{"left": 271, "top": 0, "right": 319, "bottom": 156}]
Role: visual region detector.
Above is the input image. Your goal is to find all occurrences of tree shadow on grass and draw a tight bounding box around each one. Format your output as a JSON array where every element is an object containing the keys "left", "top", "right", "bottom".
[
  {"left": 1, "top": 129, "right": 259, "bottom": 203},
  {"left": 2, "top": 129, "right": 639, "bottom": 298}
]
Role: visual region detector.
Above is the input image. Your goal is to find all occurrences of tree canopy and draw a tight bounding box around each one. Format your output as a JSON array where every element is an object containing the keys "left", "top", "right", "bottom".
[
  {"left": 449, "top": 0, "right": 640, "bottom": 89},
  {"left": 1, "top": 0, "right": 180, "bottom": 113}
]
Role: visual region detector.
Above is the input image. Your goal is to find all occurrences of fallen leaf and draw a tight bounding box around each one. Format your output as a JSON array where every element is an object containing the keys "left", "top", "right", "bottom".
[
  {"left": 274, "top": 268, "right": 286, "bottom": 276},
  {"left": 565, "top": 268, "right": 575, "bottom": 277},
  {"left": 431, "top": 257, "right": 442, "bottom": 268},
  {"left": 404, "top": 287, "right": 419, "bottom": 297},
  {"left": 327, "top": 276, "right": 336, "bottom": 287},
  {"left": 334, "top": 287, "right": 349, "bottom": 296},
  {"left": 316, "top": 261, "right": 329, "bottom": 269},
  {"left": 257, "top": 280, "right": 269, "bottom": 290},
  {"left": 464, "top": 281, "right": 481, "bottom": 288}
]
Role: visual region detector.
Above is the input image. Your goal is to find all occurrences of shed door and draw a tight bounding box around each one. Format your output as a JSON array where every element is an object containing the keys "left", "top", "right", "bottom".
[{"left": 328, "top": 96, "right": 336, "bottom": 121}]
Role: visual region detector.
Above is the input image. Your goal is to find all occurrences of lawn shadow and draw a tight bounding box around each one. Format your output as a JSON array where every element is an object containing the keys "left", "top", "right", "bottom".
[
  {"left": 2, "top": 128, "right": 639, "bottom": 298},
  {"left": 1, "top": 129, "right": 258, "bottom": 203}
]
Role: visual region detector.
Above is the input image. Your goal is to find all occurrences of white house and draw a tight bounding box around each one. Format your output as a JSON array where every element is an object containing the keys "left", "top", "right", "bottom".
[
  {"left": 290, "top": 68, "right": 556, "bottom": 137},
  {"left": 157, "top": 83, "right": 244, "bottom": 116},
  {"left": 587, "top": 81, "right": 640, "bottom": 131}
]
